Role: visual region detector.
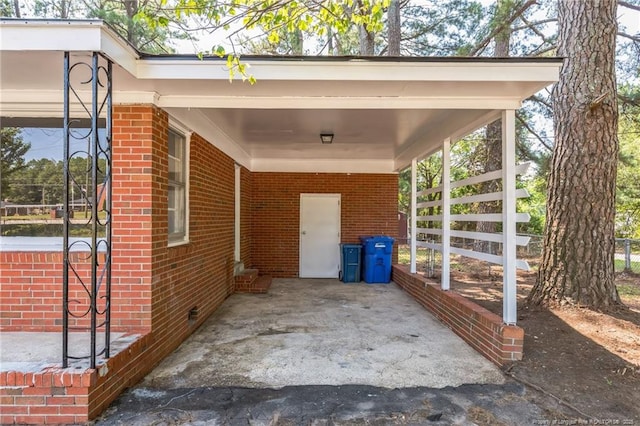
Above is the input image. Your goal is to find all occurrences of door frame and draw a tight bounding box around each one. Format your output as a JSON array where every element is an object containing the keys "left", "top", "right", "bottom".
[{"left": 299, "top": 193, "right": 341, "bottom": 278}]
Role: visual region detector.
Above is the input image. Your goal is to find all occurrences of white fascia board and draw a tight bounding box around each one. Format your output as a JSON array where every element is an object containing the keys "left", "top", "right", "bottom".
[
  {"left": 0, "top": 90, "right": 158, "bottom": 116},
  {"left": 99, "top": 25, "right": 139, "bottom": 75},
  {"left": 157, "top": 95, "right": 523, "bottom": 110},
  {"left": 164, "top": 107, "right": 252, "bottom": 169},
  {"left": 251, "top": 158, "right": 396, "bottom": 174},
  {"left": 137, "top": 58, "right": 561, "bottom": 83},
  {"left": 0, "top": 20, "right": 103, "bottom": 51},
  {"left": 0, "top": 20, "right": 139, "bottom": 75}
]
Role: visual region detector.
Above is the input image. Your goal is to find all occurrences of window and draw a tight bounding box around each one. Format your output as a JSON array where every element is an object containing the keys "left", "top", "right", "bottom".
[
  {"left": 0, "top": 118, "right": 106, "bottom": 239},
  {"left": 168, "top": 129, "right": 187, "bottom": 244}
]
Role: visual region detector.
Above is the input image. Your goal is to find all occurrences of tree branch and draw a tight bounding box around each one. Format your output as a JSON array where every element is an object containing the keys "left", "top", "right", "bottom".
[
  {"left": 618, "top": 92, "right": 640, "bottom": 107},
  {"left": 516, "top": 112, "right": 552, "bottom": 152},
  {"left": 619, "top": 0, "right": 640, "bottom": 12},
  {"left": 468, "top": 0, "right": 537, "bottom": 56},
  {"left": 617, "top": 31, "right": 640, "bottom": 43},
  {"left": 527, "top": 43, "right": 557, "bottom": 57},
  {"left": 512, "top": 18, "right": 557, "bottom": 35},
  {"left": 527, "top": 94, "right": 553, "bottom": 111}
]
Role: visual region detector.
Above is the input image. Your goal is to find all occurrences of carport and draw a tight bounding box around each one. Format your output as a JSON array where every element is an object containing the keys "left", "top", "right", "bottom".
[
  {"left": 0, "top": 19, "right": 561, "bottom": 423},
  {"left": 139, "top": 278, "right": 504, "bottom": 389}
]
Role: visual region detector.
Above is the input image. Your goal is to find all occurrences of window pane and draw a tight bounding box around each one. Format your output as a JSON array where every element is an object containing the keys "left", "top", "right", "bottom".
[
  {"left": 168, "top": 185, "right": 185, "bottom": 237},
  {"left": 168, "top": 131, "right": 178, "bottom": 157},
  {"left": 168, "top": 127, "right": 187, "bottom": 243}
]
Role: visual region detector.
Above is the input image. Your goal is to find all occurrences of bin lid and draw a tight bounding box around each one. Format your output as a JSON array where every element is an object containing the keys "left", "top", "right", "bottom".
[{"left": 360, "top": 235, "right": 395, "bottom": 243}]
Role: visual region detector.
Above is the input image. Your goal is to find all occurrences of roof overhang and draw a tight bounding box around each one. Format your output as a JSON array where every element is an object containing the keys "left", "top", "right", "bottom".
[{"left": 0, "top": 19, "right": 562, "bottom": 173}]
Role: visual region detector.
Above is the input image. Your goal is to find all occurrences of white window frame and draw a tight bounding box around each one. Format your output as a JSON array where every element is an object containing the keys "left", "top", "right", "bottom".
[{"left": 168, "top": 121, "right": 190, "bottom": 247}]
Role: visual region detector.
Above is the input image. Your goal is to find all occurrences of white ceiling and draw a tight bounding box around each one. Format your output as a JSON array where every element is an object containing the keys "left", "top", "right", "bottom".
[{"left": 0, "top": 20, "right": 562, "bottom": 173}]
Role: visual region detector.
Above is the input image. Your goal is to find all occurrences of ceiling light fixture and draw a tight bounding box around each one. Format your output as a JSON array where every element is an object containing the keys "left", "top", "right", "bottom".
[{"left": 320, "top": 133, "right": 334, "bottom": 144}]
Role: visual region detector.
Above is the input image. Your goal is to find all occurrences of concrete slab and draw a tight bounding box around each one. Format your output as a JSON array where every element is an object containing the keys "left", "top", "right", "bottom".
[
  {"left": 141, "top": 279, "right": 504, "bottom": 389},
  {"left": 0, "top": 332, "right": 138, "bottom": 371}
]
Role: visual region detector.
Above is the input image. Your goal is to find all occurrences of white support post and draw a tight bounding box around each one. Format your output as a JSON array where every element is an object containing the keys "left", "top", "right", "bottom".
[
  {"left": 441, "top": 138, "right": 451, "bottom": 290},
  {"left": 234, "top": 163, "right": 241, "bottom": 263},
  {"left": 502, "top": 110, "right": 517, "bottom": 325},
  {"left": 410, "top": 158, "right": 418, "bottom": 274}
]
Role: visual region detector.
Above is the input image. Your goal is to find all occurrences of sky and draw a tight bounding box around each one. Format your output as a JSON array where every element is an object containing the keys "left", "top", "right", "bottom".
[{"left": 19, "top": 128, "right": 106, "bottom": 162}]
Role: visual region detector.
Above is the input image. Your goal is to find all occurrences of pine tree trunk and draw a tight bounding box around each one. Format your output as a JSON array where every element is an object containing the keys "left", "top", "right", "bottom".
[
  {"left": 528, "top": 0, "right": 621, "bottom": 308},
  {"left": 474, "top": 120, "right": 503, "bottom": 254},
  {"left": 359, "top": 26, "right": 375, "bottom": 55},
  {"left": 356, "top": 0, "right": 375, "bottom": 55},
  {"left": 474, "top": 8, "right": 510, "bottom": 254},
  {"left": 387, "top": 0, "right": 401, "bottom": 56},
  {"left": 292, "top": 29, "right": 303, "bottom": 55}
]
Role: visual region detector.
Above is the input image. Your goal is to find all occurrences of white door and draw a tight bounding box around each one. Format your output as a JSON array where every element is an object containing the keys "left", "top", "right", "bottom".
[{"left": 299, "top": 194, "right": 341, "bottom": 278}]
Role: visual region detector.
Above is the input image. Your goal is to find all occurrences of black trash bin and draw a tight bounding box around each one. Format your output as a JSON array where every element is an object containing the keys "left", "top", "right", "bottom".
[{"left": 340, "top": 244, "right": 362, "bottom": 283}]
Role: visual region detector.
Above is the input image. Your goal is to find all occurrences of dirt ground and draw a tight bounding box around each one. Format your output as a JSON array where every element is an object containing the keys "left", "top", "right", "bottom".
[{"left": 442, "top": 258, "right": 640, "bottom": 424}]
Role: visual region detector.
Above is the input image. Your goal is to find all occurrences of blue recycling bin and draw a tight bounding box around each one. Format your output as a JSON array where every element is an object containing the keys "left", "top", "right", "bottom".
[
  {"left": 340, "top": 244, "right": 362, "bottom": 283},
  {"left": 360, "top": 236, "right": 395, "bottom": 283}
]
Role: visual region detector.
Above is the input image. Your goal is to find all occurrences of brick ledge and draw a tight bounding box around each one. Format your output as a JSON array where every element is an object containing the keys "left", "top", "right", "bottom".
[{"left": 392, "top": 264, "right": 524, "bottom": 366}]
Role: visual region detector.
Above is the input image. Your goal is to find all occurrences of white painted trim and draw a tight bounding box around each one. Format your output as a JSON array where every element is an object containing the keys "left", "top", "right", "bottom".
[
  {"left": 416, "top": 228, "right": 442, "bottom": 236},
  {"left": 416, "top": 215, "right": 443, "bottom": 222},
  {"left": 167, "top": 123, "right": 191, "bottom": 247},
  {"left": 137, "top": 57, "right": 561, "bottom": 83},
  {"left": 234, "top": 164, "right": 241, "bottom": 263},
  {"left": 416, "top": 200, "right": 442, "bottom": 209},
  {"left": 0, "top": 90, "right": 159, "bottom": 117},
  {"left": 449, "top": 230, "right": 530, "bottom": 246},
  {"left": 449, "top": 212, "right": 530, "bottom": 222},
  {"left": 449, "top": 246, "right": 529, "bottom": 270},
  {"left": 0, "top": 236, "right": 106, "bottom": 252},
  {"left": 502, "top": 109, "right": 518, "bottom": 325},
  {"left": 441, "top": 138, "right": 451, "bottom": 291},
  {"left": 250, "top": 158, "right": 397, "bottom": 174},
  {"left": 0, "top": 20, "right": 139, "bottom": 75},
  {"left": 157, "top": 95, "right": 523, "bottom": 110},
  {"left": 450, "top": 188, "right": 529, "bottom": 205},
  {"left": 410, "top": 158, "right": 417, "bottom": 274},
  {"left": 416, "top": 185, "right": 443, "bottom": 197},
  {"left": 416, "top": 240, "right": 443, "bottom": 251},
  {"left": 450, "top": 162, "right": 530, "bottom": 189}
]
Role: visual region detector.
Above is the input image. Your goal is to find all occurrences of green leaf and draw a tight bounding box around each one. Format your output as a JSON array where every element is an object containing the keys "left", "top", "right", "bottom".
[{"left": 214, "top": 45, "right": 226, "bottom": 57}]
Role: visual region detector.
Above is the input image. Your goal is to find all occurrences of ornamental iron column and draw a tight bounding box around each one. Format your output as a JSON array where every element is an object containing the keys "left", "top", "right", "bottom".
[{"left": 63, "top": 52, "right": 113, "bottom": 369}]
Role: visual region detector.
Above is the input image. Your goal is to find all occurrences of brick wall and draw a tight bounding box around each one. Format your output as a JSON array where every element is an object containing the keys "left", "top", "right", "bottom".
[
  {"left": 1, "top": 105, "right": 237, "bottom": 423},
  {"left": 110, "top": 105, "right": 157, "bottom": 332},
  {"left": 0, "top": 252, "right": 111, "bottom": 331},
  {"left": 250, "top": 172, "right": 398, "bottom": 277},
  {"left": 392, "top": 264, "right": 524, "bottom": 365}
]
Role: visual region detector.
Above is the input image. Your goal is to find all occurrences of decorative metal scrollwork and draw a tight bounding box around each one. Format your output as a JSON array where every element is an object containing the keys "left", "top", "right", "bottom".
[{"left": 62, "top": 52, "right": 112, "bottom": 369}]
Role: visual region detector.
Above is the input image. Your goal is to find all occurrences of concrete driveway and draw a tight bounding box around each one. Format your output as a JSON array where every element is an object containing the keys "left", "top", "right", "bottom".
[
  {"left": 97, "top": 279, "right": 570, "bottom": 425},
  {"left": 139, "top": 278, "right": 504, "bottom": 389}
]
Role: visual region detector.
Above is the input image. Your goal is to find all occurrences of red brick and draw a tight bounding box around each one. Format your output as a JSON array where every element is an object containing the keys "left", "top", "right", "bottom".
[
  {"left": 46, "top": 415, "right": 79, "bottom": 424},
  {"left": 0, "top": 405, "right": 29, "bottom": 414},
  {"left": 30, "top": 405, "right": 60, "bottom": 415}
]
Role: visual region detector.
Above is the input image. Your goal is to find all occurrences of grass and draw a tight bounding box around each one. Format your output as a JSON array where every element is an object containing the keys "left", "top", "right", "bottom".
[
  {"left": 615, "top": 259, "right": 640, "bottom": 274},
  {"left": 399, "top": 245, "right": 640, "bottom": 274},
  {"left": 618, "top": 284, "right": 640, "bottom": 297},
  {"left": 1, "top": 211, "right": 107, "bottom": 221}
]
